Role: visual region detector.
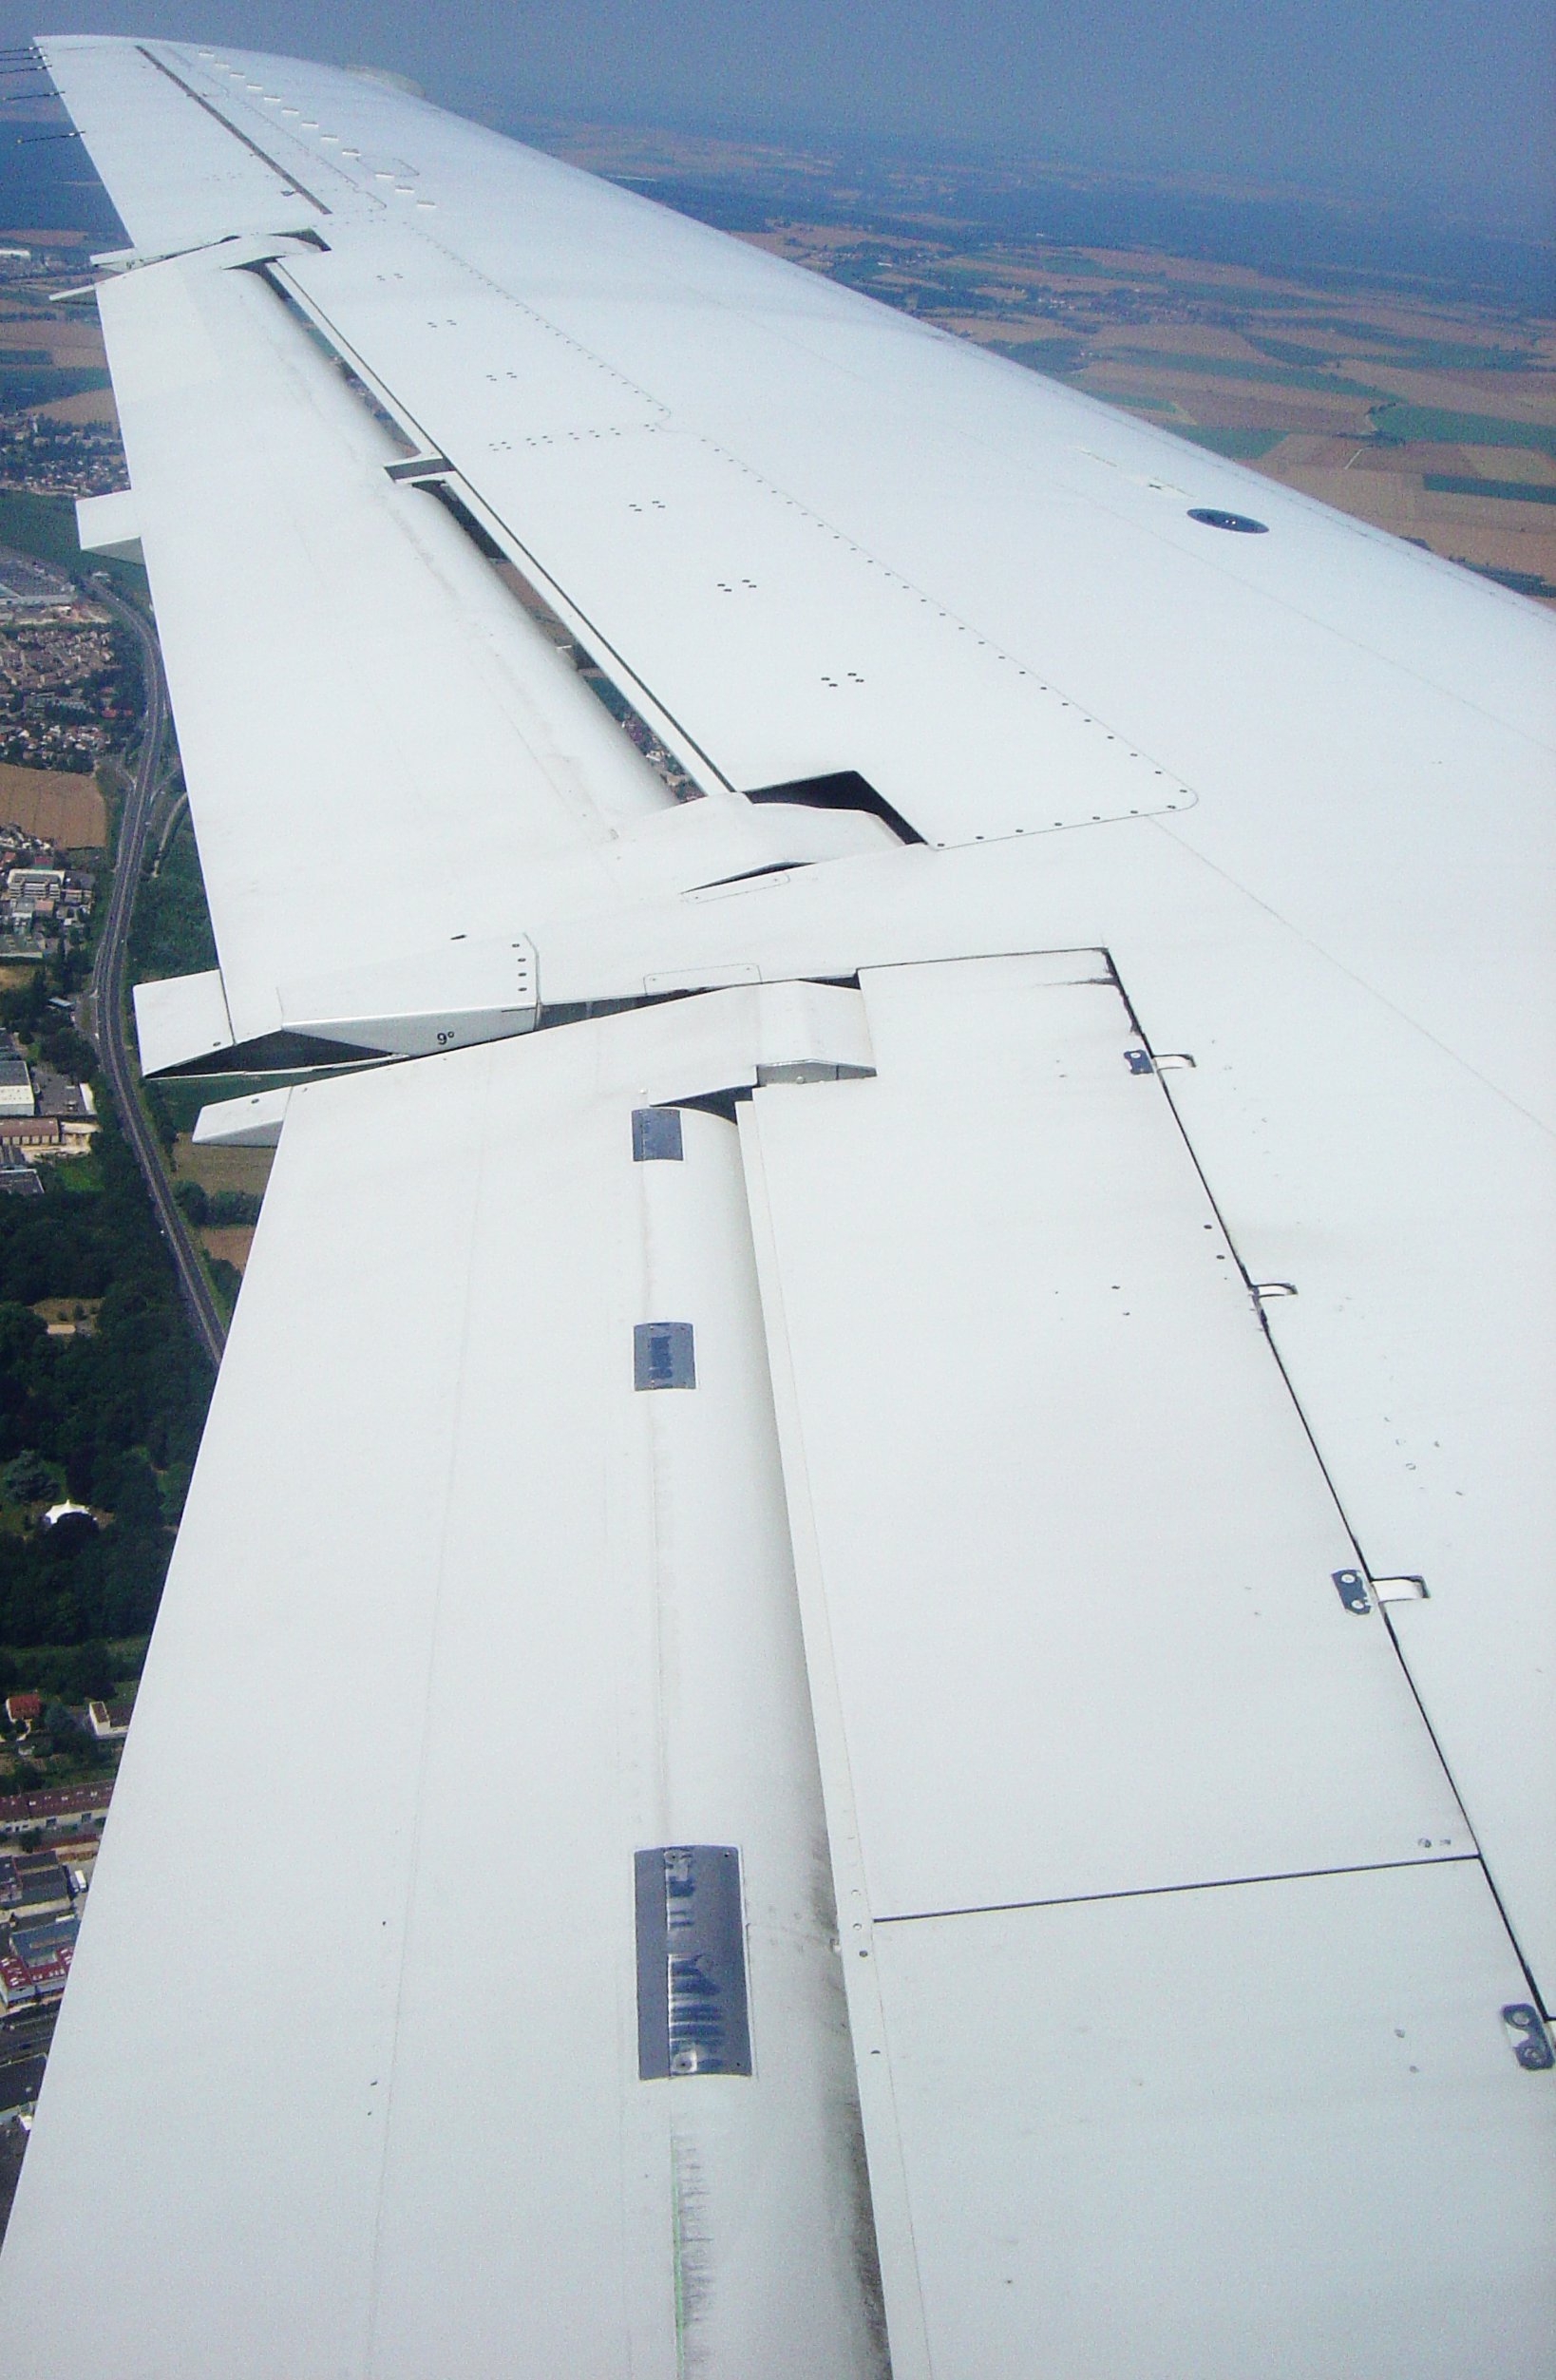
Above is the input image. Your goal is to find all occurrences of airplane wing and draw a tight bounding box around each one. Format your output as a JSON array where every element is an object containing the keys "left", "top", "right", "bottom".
[{"left": 1, "top": 37, "right": 1552, "bottom": 2377}]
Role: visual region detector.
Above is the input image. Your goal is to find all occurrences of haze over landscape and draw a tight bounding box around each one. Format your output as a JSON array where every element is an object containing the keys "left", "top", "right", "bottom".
[{"left": 0, "top": 0, "right": 1550, "bottom": 235}]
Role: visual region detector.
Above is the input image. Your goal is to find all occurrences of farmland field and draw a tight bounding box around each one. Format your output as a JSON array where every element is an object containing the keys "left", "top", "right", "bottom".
[
  {"left": 535, "top": 125, "right": 1556, "bottom": 602},
  {"left": 0, "top": 758, "right": 105, "bottom": 846}
]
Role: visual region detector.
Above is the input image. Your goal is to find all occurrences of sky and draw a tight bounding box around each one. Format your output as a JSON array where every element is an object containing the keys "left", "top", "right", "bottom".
[{"left": 2, "top": 0, "right": 1552, "bottom": 235}]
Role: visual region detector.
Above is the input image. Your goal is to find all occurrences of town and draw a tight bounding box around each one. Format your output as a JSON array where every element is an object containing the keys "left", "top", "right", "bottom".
[
  {"left": 0, "top": 1758, "right": 117, "bottom": 2016},
  {"left": 0, "top": 1014, "right": 99, "bottom": 1196},
  {"left": 0, "top": 556, "right": 139, "bottom": 775},
  {"left": 0, "top": 412, "right": 128, "bottom": 502},
  {"left": 0, "top": 1764, "right": 117, "bottom": 2185},
  {"left": 0, "top": 834, "right": 95, "bottom": 960}
]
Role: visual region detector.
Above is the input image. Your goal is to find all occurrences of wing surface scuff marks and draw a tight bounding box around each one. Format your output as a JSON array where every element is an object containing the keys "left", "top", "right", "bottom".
[
  {"left": 0, "top": 992, "right": 892, "bottom": 2377},
  {"left": 740, "top": 956, "right": 1554, "bottom": 2373}
]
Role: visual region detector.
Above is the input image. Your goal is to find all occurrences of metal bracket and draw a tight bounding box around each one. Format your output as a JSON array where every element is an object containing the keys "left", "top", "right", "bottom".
[
  {"left": 1125, "top": 1048, "right": 1195, "bottom": 1076},
  {"left": 1333, "top": 1568, "right": 1372, "bottom": 1614},
  {"left": 386, "top": 453, "right": 453, "bottom": 482},
  {"left": 1502, "top": 2004, "right": 1555, "bottom": 2071}
]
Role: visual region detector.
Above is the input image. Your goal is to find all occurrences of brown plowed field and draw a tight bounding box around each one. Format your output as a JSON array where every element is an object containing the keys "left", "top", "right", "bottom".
[{"left": 0, "top": 762, "right": 105, "bottom": 847}]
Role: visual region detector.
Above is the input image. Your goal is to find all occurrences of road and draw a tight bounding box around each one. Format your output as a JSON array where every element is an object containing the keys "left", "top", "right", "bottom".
[
  {"left": 0, "top": 587, "right": 224, "bottom": 2252},
  {"left": 82, "top": 579, "right": 227, "bottom": 1370}
]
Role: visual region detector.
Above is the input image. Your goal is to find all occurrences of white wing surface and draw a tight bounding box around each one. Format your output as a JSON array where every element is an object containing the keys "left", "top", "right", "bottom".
[{"left": 0, "top": 36, "right": 1551, "bottom": 2376}]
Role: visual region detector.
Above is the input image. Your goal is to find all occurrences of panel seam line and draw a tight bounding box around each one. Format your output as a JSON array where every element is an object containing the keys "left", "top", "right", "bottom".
[{"left": 874, "top": 1851, "right": 1482, "bottom": 1926}]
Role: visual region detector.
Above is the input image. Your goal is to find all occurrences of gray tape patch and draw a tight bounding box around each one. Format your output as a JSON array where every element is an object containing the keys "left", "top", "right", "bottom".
[
  {"left": 632, "top": 1106, "right": 684, "bottom": 1161},
  {"left": 634, "top": 1321, "right": 695, "bottom": 1389},
  {"left": 636, "top": 1845, "right": 751, "bottom": 2078}
]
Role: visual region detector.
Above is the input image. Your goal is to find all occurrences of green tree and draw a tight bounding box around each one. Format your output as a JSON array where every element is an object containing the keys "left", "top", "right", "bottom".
[
  {"left": 54, "top": 1640, "right": 116, "bottom": 1702},
  {"left": 2, "top": 1449, "right": 55, "bottom": 1505},
  {"left": 173, "top": 1177, "right": 209, "bottom": 1227},
  {"left": 206, "top": 1189, "right": 260, "bottom": 1228}
]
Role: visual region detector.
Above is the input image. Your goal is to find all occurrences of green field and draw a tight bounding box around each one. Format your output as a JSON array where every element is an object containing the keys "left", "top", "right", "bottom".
[
  {"left": 989, "top": 335, "right": 1089, "bottom": 374},
  {"left": 1311, "top": 323, "right": 1538, "bottom": 370},
  {"left": 1424, "top": 473, "right": 1556, "bottom": 503},
  {"left": 1369, "top": 401, "right": 1556, "bottom": 457},
  {"left": 1087, "top": 390, "right": 1174, "bottom": 411},
  {"left": 1246, "top": 335, "right": 1346, "bottom": 367},
  {"left": 0, "top": 486, "right": 149, "bottom": 598},
  {"left": 1115, "top": 348, "right": 1386, "bottom": 397},
  {"left": 0, "top": 487, "right": 80, "bottom": 564},
  {"left": 1173, "top": 425, "right": 1287, "bottom": 459},
  {"left": 1462, "top": 560, "right": 1556, "bottom": 596},
  {"left": 0, "top": 364, "right": 110, "bottom": 408}
]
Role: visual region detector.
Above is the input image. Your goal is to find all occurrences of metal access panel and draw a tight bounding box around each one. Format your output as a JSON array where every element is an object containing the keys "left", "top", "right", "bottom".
[{"left": 742, "top": 957, "right": 1468, "bottom": 1923}]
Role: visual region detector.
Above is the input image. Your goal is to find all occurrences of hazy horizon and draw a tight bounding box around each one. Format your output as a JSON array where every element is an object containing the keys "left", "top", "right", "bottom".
[{"left": 0, "top": 0, "right": 1549, "bottom": 241}]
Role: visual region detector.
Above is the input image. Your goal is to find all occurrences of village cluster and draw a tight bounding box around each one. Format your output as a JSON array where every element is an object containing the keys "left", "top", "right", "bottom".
[
  {"left": 0, "top": 831, "right": 94, "bottom": 959},
  {"left": 0, "top": 412, "right": 127, "bottom": 501},
  {"left": 0, "top": 1757, "right": 120, "bottom": 2024},
  {"left": 0, "top": 1005, "right": 99, "bottom": 1197},
  {"left": 0, "top": 562, "right": 132, "bottom": 775}
]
